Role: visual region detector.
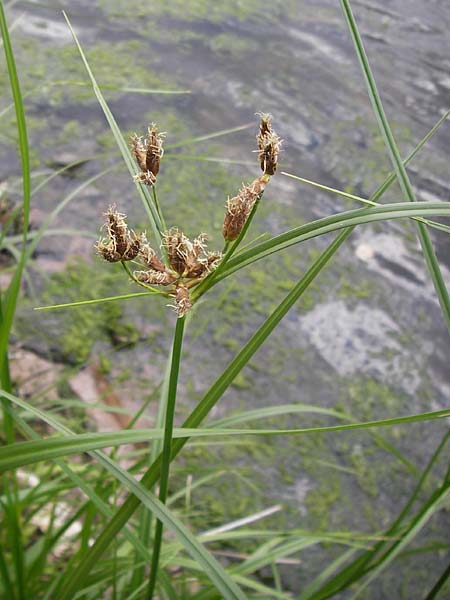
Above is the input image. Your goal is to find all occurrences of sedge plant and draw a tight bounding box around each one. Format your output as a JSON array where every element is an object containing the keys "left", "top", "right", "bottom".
[{"left": 0, "top": 1, "right": 450, "bottom": 599}]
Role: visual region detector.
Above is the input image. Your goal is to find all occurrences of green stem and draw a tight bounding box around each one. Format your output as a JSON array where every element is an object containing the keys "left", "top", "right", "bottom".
[
  {"left": 151, "top": 185, "right": 166, "bottom": 233},
  {"left": 424, "top": 560, "right": 450, "bottom": 600},
  {"left": 147, "top": 315, "right": 186, "bottom": 599}
]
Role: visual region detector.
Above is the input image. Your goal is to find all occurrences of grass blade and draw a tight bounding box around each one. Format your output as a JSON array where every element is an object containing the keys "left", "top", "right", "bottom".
[
  {"left": 340, "top": 0, "right": 450, "bottom": 334},
  {"left": 0, "top": 0, "right": 30, "bottom": 376},
  {"left": 424, "top": 560, "right": 450, "bottom": 600},
  {"left": 281, "top": 171, "right": 450, "bottom": 234},
  {"left": 0, "top": 400, "right": 448, "bottom": 472},
  {"left": 1, "top": 396, "right": 246, "bottom": 600},
  {"left": 35, "top": 291, "right": 158, "bottom": 311},
  {"left": 216, "top": 201, "right": 450, "bottom": 282},
  {"left": 0, "top": 5, "right": 30, "bottom": 597},
  {"left": 62, "top": 12, "right": 164, "bottom": 247}
]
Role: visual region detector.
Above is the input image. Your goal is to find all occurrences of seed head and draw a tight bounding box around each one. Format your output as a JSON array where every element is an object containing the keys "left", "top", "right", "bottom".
[
  {"left": 256, "top": 113, "right": 282, "bottom": 176},
  {"left": 130, "top": 123, "right": 165, "bottom": 186},
  {"left": 95, "top": 207, "right": 142, "bottom": 262},
  {"left": 222, "top": 177, "right": 267, "bottom": 241},
  {"left": 163, "top": 228, "right": 190, "bottom": 275},
  {"left": 162, "top": 229, "right": 215, "bottom": 278}
]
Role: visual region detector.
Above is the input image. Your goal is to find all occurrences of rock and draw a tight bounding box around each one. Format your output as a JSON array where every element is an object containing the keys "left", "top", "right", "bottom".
[
  {"left": 14, "top": 14, "right": 75, "bottom": 44},
  {"left": 9, "top": 349, "right": 62, "bottom": 401},
  {"left": 69, "top": 367, "right": 123, "bottom": 432},
  {"left": 0, "top": 271, "right": 13, "bottom": 291},
  {"left": 299, "top": 300, "right": 424, "bottom": 394},
  {"left": 69, "top": 364, "right": 153, "bottom": 431}
]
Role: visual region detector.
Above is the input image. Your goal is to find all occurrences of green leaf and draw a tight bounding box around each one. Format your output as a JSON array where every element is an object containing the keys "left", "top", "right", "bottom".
[
  {"left": 0, "top": 0, "right": 31, "bottom": 379},
  {"left": 282, "top": 171, "right": 450, "bottom": 235},
  {"left": 1, "top": 394, "right": 246, "bottom": 600},
  {"left": 217, "top": 201, "right": 450, "bottom": 282},
  {"left": 0, "top": 5, "right": 30, "bottom": 597},
  {"left": 340, "top": 0, "right": 450, "bottom": 333},
  {"left": 148, "top": 316, "right": 186, "bottom": 598},
  {"left": 62, "top": 12, "right": 164, "bottom": 247},
  {"left": 2, "top": 393, "right": 448, "bottom": 473},
  {"left": 34, "top": 291, "right": 157, "bottom": 311}
]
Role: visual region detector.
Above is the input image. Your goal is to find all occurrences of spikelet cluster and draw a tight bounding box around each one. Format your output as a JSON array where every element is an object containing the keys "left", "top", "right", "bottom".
[
  {"left": 222, "top": 177, "right": 267, "bottom": 241},
  {"left": 130, "top": 124, "right": 165, "bottom": 185},
  {"left": 163, "top": 229, "right": 221, "bottom": 278},
  {"left": 95, "top": 207, "right": 142, "bottom": 262},
  {"left": 97, "top": 114, "right": 282, "bottom": 317}
]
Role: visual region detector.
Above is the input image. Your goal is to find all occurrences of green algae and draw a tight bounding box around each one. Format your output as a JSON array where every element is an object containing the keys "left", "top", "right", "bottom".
[
  {"left": 323, "top": 117, "right": 414, "bottom": 198},
  {"left": 99, "top": 0, "right": 296, "bottom": 24},
  {"left": 16, "top": 258, "right": 165, "bottom": 364}
]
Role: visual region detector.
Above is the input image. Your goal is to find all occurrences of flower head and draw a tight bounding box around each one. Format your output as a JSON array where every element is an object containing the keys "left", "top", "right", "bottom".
[
  {"left": 130, "top": 123, "right": 165, "bottom": 185},
  {"left": 95, "top": 207, "right": 142, "bottom": 262},
  {"left": 222, "top": 177, "right": 267, "bottom": 241},
  {"left": 162, "top": 228, "right": 220, "bottom": 278}
]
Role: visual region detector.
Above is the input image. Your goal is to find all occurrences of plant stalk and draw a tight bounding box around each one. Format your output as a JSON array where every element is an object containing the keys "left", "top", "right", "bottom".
[{"left": 147, "top": 315, "right": 186, "bottom": 598}]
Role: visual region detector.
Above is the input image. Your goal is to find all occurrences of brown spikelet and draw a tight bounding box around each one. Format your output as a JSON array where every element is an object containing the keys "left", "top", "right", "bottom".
[
  {"left": 187, "top": 251, "right": 222, "bottom": 278},
  {"left": 185, "top": 233, "right": 209, "bottom": 276},
  {"left": 145, "top": 124, "right": 164, "bottom": 176},
  {"left": 256, "top": 113, "right": 282, "bottom": 176},
  {"left": 222, "top": 177, "right": 267, "bottom": 241},
  {"left": 95, "top": 207, "right": 142, "bottom": 262},
  {"left": 163, "top": 228, "right": 190, "bottom": 275},
  {"left": 139, "top": 237, "right": 167, "bottom": 272},
  {"left": 162, "top": 228, "right": 218, "bottom": 279},
  {"left": 258, "top": 112, "right": 272, "bottom": 138},
  {"left": 130, "top": 123, "right": 165, "bottom": 186},
  {"left": 173, "top": 284, "right": 192, "bottom": 317},
  {"left": 134, "top": 269, "right": 176, "bottom": 286}
]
